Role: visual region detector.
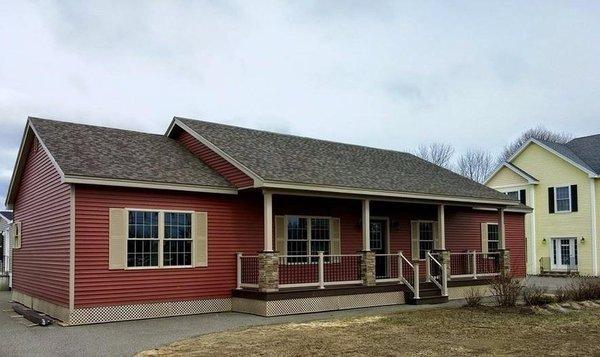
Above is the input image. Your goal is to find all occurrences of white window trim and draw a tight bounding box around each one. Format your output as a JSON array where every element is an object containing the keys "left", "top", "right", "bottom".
[
  {"left": 554, "top": 185, "right": 572, "bottom": 213},
  {"left": 284, "top": 215, "right": 332, "bottom": 264},
  {"left": 504, "top": 190, "right": 521, "bottom": 201},
  {"left": 416, "top": 220, "right": 435, "bottom": 261},
  {"left": 125, "top": 208, "right": 194, "bottom": 270}
]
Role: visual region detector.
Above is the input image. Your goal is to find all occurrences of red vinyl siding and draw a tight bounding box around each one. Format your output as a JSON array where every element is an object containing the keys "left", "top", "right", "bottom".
[
  {"left": 74, "top": 186, "right": 263, "bottom": 307},
  {"left": 74, "top": 191, "right": 525, "bottom": 308},
  {"left": 177, "top": 131, "right": 254, "bottom": 188},
  {"left": 12, "top": 138, "right": 71, "bottom": 307}
]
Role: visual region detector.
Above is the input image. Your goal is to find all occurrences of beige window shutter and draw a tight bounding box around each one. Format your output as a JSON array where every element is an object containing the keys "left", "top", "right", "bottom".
[
  {"left": 481, "top": 223, "right": 489, "bottom": 253},
  {"left": 109, "top": 208, "right": 127, "bottom": 269},
  {"left": 193, "top": 212, "right": 208, "bottom": 267},
  {"left": 274, "top": 216, "right": 286, "bottom": 254},
  {"left": 330, "top": 218, "right": 341, "bottom": 255},
  {"left": 11, "top": 221, "right": 21, "bottom": 249},
  {"left": 432, "top": 221, "right": 440, "bottom": 250},
  {"left": 411, "top": 221, "right": 420, "bottom": 260}
]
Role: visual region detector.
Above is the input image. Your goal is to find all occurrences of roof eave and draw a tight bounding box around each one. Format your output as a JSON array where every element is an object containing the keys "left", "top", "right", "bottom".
[
  {"left": 63, "top": 175, "right": 238, "bottom": 195},
  {"left": 260, "top": 180, "right": 519, "bottom": 207}
]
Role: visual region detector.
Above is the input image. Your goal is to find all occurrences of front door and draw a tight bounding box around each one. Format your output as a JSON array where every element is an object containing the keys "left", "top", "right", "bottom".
[
  {"left": 552, "top": 238, "right": 578, "bottom": 271},
  {"left": 370, "top": 219, "right": 388, "bottom": 278}
]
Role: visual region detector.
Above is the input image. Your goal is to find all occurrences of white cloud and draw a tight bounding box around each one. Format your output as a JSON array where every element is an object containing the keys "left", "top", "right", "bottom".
[{"left": 1, "top": 0, "right": 600, "bottom": 209}]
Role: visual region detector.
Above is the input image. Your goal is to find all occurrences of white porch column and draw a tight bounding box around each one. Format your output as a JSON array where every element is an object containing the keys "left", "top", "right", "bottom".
[
  {"left": 362, "top": 199, "right": 370, "bottom": 251},
  {"left": 498, "top": 208, "right": 506, "bottom": 250},
  {"left": 263, "top": 191, "right": 273, "bottom": 252},
  {"left": 437, "top": 204, "right": 446, "bottom": 250}
]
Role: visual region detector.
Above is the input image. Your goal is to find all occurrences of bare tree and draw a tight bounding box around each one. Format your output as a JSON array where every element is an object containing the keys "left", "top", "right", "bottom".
[
  {"left": 457, "top": 149, "right": 495, "bottom": 183},
  {"left": 414, "top": 143, "right": 455, "bottom": 168},
  {"left": 497, "top": 126, "right": 572, "bottom": 164}
]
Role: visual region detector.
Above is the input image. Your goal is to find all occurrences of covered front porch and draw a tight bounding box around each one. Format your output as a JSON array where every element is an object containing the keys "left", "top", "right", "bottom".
[{"left": 232, "top": 191, "right": 514, "bottom": 315}]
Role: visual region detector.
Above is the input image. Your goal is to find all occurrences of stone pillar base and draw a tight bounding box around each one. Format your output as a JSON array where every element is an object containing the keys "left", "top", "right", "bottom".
[
  {"left": 258, "top": 252, "right": 279, "bottom": 292},
  {"left": 360, "top": 251, "right": 376, "bottom": 286},
  {"left": 499, "top": 249, "right": 511, "bottom": 276}
]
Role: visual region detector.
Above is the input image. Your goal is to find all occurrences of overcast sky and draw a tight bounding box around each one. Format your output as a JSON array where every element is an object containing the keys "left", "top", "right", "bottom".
[{"left": 2, "top": 1, "right": 600, "bottom": 207}]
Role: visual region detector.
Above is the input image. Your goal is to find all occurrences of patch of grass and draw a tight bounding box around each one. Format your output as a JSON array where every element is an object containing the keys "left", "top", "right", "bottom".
[{"left": 136, "top": 307, "right": 600, "bottom": 357}]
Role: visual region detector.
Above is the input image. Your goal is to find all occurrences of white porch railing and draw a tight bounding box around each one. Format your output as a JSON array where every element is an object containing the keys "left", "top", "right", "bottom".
[
  {"left": 425, "top": 251, "right": 448, "bottom": 296},
  {"left": 375, "top": 252, "right": 419, "bottom": 299},
  {"left": 449, "top": 251, "right": 501, "bottom": 279}
]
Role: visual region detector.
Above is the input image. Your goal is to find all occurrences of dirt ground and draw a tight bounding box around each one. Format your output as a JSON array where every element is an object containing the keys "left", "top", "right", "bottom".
[{"left": 137, "top": 307, "right": 600, "bottom": 356}]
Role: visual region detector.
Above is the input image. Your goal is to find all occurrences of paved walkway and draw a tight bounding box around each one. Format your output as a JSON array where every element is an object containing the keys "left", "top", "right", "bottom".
[{"left": 0, "top": 291, "right": 467, "bottom": 357}]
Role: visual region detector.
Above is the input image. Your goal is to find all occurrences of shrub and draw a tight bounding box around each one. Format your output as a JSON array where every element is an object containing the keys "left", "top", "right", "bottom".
[
  {"left": 554, "top": 278, "right": 600, "bottom": 302},
  {"left": 523, "top": 285, "right": 554, "bottom": 306},
  {"left": 464, "top": 287, "right": 483, "bottom": 307},
  {"left": 490, "top": 273, "right": 522, "bottom": 307}
]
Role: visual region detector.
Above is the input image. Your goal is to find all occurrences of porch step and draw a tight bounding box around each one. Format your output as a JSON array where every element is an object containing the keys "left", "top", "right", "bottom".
[
  {"left": 407, "top": 295, "right": 449, "bottom": 305},
  {"left": 539, "top": 271, "right": 579, "bottom": 278},
  {"left": 405, "top": 281, "right": 448, "bottom": 305}
]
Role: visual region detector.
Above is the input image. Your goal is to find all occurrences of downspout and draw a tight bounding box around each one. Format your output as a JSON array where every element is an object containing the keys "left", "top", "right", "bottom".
[
  {"left": 591, "top": 178, "right": 598, "bottom": 276},
  {"left": 530, "top": 186, "right": 537, "bottom": 274}
]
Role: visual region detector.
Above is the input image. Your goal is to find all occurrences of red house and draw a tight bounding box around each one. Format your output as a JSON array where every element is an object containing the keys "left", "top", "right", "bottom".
[{"left": 5, "top": 117, "right": 529, "bottom": 325}]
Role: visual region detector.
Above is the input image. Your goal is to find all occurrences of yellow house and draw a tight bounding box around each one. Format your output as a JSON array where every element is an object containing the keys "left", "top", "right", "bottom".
[{"left": 486, "top": 136, "right": 600, "bottom": 276}]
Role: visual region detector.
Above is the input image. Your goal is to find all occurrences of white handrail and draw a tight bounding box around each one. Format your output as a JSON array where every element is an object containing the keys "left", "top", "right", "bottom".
[
  {"left": 398, "top": 251, "right": 418, "bottom": 298},
  {"left": 426, "top": 251, "right": 447, "bottom": 296}
]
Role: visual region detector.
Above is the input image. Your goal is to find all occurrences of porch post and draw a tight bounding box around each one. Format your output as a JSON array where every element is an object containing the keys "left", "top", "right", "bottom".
[
  {"left": 258, "top": 191, "right": 279, "bottom": 292},
  {"left": 263, "top": 191, "right": 273, "bottom": 252},
  {"left": 498, "top": 207, "right": 506, "bottom": 250},
  {"left": 437, "top": 204, "right": 446, "bottom": 250},
  {"left": 362, "top": 199, "right": 370, "bottom": 251}
]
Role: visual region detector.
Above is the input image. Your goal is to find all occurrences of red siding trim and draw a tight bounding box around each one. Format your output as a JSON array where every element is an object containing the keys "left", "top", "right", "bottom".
[
  {"left": 177, "top": 131, "right": 254, "bottom": 188},
  {"left": 74, "top": 186, "right": 263, "bottom": 307},
  {"left": 12, "top": 138, "right": 71, "bottom": 307}
]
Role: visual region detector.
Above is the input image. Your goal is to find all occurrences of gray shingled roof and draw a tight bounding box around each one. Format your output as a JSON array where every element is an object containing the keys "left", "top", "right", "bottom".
[
  {"left": 29, "top": 118, "right": 232, "bottom": 188},
  {"left": 536, "top": 139, "right": 597, "bottom": 174},
  {"left": 175, "top": 117, "right": 516, "bottom": 202},
  {"left": 565, "top": 134, "right": 600, "bottom": 174},
  {"left": 0, "top": 211, "right": 12, "bottom": 221}
]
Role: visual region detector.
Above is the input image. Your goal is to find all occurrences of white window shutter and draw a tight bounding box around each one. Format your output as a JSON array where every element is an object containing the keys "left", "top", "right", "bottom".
[
  {"left": 193, "top": 212, "right": 208, "bottom": 267},
  {"left": 274, "top": 216, "right": 286, "bottom": 254},
  {"left": 109, "top": 208, "right": 126, "bottom": 269},
  {"left": 330, "top": 218, "right": 341, "bottom": 255},
  {"left": 432, "top": 221, "right": 440, "bottom": 250},
  {"left": 411, "top": 221, "right": 420, "bottom": 260},
  {"left": 481, "top": 223, "right": 489, "bottom": 253}
]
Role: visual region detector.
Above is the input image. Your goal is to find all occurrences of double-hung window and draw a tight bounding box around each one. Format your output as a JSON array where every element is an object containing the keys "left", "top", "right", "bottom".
[
  {"left": 418, "top": 222, "right": 434, "bottom": 259},
  {"left": 164, "top": 212, "right": 192, "bottom": 266},
  {"left": 554, "top": 186, "right": 571, "bottom": 212},
  {"left": 127, "top": 211, "right": 159, "bottom": 267},
  {"left": 487, "top": 224, "right": 499, "bottom": 252},
  {"left": 286, "top": 216, "right": 331, "bottom": 263},
  {"left": 127, "top": 210, "right": 192, "bottom": 268}
]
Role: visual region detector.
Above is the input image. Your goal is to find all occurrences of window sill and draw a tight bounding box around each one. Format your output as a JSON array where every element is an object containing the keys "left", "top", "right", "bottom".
[{"left": 125, "top": 265, "right": 194, "bottom": 270}]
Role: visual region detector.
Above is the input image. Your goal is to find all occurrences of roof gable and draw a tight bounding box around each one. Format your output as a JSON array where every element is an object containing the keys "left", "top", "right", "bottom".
[
  {"left": 485, "top": 163, "right": 537, "bottom": 187},
  {"left": 507, "top": 138, "right": 597, "bottom": 177},
  {"left": 6, "top": 118, "right": 236, "bottom": 206},
  {"left": 170, "top": 117, "right": 517, "bottom": 204}
]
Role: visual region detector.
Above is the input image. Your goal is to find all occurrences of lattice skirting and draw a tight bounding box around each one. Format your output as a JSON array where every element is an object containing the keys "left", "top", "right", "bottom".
[
  {"left": 69, "top": 298, "right": 232, "bottom": 325},
  {"left": 232, "top": 291, "right": 405, "bottom": 317}
]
